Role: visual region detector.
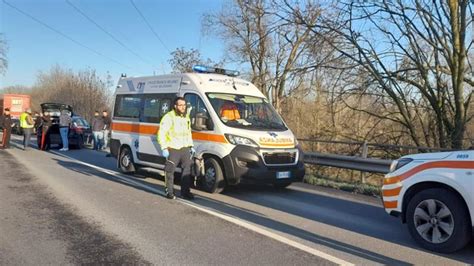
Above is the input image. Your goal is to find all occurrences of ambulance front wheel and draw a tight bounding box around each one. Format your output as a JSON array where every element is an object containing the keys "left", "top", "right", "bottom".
[
  {"left": 119, "top": 146, "right": 136, "bottom": 174},
  {"left": 200, "top": 157, "right": 225, "bottom": 194}
]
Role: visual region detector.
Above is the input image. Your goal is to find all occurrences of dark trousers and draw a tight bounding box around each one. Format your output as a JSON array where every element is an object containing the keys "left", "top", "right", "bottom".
[
  {"left": 23, "top": 128, "right": 32, "bottom": 149},
  {"left": 164, "top": 147, "right": 192, "bottom": 196},
  {"left": 36, "top": 128, "right": 42, "bottom": 149},
  {"left": 1, "top": 128, "right": 11, "bottom": 148},
  {"left": 41, "top": 127, "right": 50, "bottom": 150}
]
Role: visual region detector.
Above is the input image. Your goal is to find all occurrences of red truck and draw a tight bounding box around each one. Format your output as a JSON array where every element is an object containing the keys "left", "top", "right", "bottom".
[{"left": 0, "top": 94, "right": 31, "bottom": 118}]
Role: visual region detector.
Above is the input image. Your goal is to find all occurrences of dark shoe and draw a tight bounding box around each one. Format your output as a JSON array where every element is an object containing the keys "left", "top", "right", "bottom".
[
  {"left": 182, "top": 192, "right": 194, "bottom": 200},
  {"left": 165, "top": 193, "right": 176, "bottom": 200}
]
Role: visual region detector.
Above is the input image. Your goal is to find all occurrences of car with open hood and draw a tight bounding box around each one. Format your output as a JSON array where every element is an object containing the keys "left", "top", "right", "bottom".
[{"left": 39, "top": 103, "right": 90, "bottom": 149}]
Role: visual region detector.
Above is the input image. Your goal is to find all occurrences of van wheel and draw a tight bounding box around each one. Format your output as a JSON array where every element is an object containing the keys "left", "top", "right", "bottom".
[
  {"left": 119, "top": 146, "right": 136, "bottom": 174},
  {"left": 200, "top": 157, "right": 225, "bottom": 193},
  {"left": 406, "top": 188, "right": 471, "bottom": 253}
]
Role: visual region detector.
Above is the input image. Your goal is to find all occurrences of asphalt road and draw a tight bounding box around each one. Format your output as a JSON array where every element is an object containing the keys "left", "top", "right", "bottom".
[{"left": 1, "top": 136, "right": 473, "bottom": 265}]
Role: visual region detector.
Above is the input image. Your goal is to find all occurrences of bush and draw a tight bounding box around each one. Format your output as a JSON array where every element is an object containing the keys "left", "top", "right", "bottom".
[{"left": 304, "top": 175, "right": 381, "bottom": 197}]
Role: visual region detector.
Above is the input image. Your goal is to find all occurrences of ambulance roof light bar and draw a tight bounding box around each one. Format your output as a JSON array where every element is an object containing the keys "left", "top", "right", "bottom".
[{"left": 192, "top": 65, "right": 240, "bottom": 77}]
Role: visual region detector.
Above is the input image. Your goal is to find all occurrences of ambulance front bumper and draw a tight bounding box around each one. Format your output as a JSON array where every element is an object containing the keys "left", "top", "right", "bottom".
[{"left": 222, "top": 145, "right": 305, "bottom": 185}]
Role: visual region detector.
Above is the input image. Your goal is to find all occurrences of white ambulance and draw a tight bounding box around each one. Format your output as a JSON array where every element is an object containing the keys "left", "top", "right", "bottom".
[
  {"left": 382, "top": 150, "right": 474, "bottom": 253},
  {"left": 110, "top": 66, "right": 305, "bottom": 193}
]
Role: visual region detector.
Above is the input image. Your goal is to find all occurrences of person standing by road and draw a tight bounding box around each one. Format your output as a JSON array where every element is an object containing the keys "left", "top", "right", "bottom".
[
  {"left": 91, "top": 111, "right": 105, "bottom": 151},
  {"left": 158, "top": 97, "right": 195, "bottom": 200},
  {"left": 34, "top": 112, "right": 43, "bottom": 149},
  {"left": 59, "top": 109, "right": 72, "bottom": 151},
  {"left": 102, "top": 110, "right": 111, "bottom": 150},
  {"left": 41, "top": 111, "right": 52, "bottom": 150},
  {"left": 20, "top": 108, "right": 34, "bottom": 150},
  {"left": 0, "top": 108, "right": 12, "bottom": 149}
]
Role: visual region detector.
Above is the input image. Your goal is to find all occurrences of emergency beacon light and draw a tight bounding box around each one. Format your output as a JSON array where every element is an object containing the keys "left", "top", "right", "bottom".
[{"left": 192, "top": 65, "right": 240, "bottom": 77}]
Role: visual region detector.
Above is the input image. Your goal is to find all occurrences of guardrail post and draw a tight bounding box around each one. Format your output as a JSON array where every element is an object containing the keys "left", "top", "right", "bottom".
[{"left": 360, "top": 141, "right": 368, "bottom": 184}]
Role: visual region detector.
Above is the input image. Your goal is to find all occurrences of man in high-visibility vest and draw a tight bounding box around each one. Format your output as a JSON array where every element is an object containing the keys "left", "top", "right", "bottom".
[
  {"left": 158, "top": 97, "right": 195, "bottom": 200},
  {"left": 20, "top": 108, "right": 34, "bottom": 150}
]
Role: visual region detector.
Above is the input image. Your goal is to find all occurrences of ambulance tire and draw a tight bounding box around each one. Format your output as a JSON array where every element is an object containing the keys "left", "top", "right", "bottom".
[
  {"left": 119, "top": 146, "right": 136, "bottom": 174},
  {"left": 200, "top": 157, "right": 225, "bottom": 194},
  {"left": 406, "top": 188, "right": 471, "bottom": 253}
]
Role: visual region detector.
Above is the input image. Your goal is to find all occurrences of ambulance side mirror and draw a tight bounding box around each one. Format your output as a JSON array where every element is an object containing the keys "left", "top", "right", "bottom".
[{"left": 194, "top": 112, "right": 213, "bottom": 131}]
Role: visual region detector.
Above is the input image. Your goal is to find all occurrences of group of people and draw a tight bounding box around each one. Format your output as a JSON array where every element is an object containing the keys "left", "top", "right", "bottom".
[
  {"left": 30, "top": 109, "right": 71, "bottom": 151},
  {"left": 0, "top": 107, "right": 41, "bottom": 150},
  {"left": 15, "top": 108, "right": 71, "bottom": 151},
  {"left": 2, "top": 99, "right": 195, "bottom": 201},
  {"left": 91, "top": 110, "right": 111, "bottom": 151},
  {"left": 0, "top": 107, "right": 105, "bottom": 152}
]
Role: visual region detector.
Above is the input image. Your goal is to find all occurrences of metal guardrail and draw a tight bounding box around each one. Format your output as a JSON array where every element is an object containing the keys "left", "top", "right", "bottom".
[
  {"left": 304, "top": 152, "right": 393, "bottom": 174},
  {"left": 298, "top": 138, "right": 453, "bottom": 155}
]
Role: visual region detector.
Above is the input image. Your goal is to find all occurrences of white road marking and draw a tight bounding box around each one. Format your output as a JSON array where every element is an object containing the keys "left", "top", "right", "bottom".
[{"left": 44, "top": 149, "right": 353, "bottom": 265}]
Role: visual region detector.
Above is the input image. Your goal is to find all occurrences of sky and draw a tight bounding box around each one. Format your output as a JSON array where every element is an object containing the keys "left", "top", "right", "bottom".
[{"left": 0, "top": 0, "right": 226, "bottom": 89}]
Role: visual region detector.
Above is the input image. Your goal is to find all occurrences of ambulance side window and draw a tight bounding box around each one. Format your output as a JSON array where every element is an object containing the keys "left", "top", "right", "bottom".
[
  {"left": 142, "top": 94, "right": 161, "bottom": 123},
  {"left": 114, "top": 94, "right": 141, "bottom": 121},
  {"left": 184, "top": 93, "right": 212, "bottom": 131},
  {"left": 140, "top": 93, "right": 175, "bottom": 123}
]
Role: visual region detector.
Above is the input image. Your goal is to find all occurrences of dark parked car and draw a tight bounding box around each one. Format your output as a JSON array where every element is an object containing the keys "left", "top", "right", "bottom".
[
  {"left": 70, "top": 115, "right": 92, "bottom": 147},
  {"left": 39, "top": 103, "right": 91, "bottom": 149}
]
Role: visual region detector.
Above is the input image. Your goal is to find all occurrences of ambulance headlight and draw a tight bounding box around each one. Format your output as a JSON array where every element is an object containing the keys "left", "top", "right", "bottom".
[
  {"left": 389, "top": 158, "right": 413, "bottom": 173},
  {"left": 225, "top": 134, "right": 258, "bottom": 147}
]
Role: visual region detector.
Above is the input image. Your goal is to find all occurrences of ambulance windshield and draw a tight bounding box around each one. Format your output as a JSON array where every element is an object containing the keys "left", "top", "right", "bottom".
[{"left": 207, "top": 93, "right": 287, "bottom": 131}]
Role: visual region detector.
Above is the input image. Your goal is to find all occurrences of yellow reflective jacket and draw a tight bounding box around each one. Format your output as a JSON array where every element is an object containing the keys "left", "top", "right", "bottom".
[
  {"left": 157, "top": 110, "right": 193, "bottom": 150},
  {"left": 20, "top": 112, "right": 34, "bottom": 129}
]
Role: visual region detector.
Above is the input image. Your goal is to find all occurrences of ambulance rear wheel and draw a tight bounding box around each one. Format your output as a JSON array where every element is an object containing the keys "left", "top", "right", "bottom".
[
  {"left": 200, "top": 157, "right": 225, "bottom": 193},
  {"left": 119, "top": 146, "right": 136, "bottom": 174},
  {"left": 406, "top": 188, "right": 471, "bottom": 253}
]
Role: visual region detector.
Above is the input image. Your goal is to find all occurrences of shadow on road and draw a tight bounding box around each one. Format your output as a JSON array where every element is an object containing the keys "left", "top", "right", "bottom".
[{"left": 49, "top": 157, "right": 412, "bottom": 265}]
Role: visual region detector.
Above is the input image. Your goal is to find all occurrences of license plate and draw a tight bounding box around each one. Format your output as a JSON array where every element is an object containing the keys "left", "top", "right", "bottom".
[{"left": 276, "top": 171, "right": 291, "bottom": 179}]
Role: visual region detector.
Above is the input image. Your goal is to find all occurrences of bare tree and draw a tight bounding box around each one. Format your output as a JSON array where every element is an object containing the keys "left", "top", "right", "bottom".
[
  {"left": 0, "top": 33, "right": 8, "bottom": 75},
  {"left": 1, "top": 85, "right": 31, "bottom": 94},
  {"left": 168, "top": 47, "right": 221, "bottom": 73},
  {"left": 203, "top": 0, "right": 271, "bottom": 96},
  {"left": 203, "top": 0, "right": 324, "bottom": 112},
  {"left": 289, "top": 0, "right": 473, "bottom": 149},
  {"left": 31, "top": 65, "right": 111, "bottom": 122}
]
